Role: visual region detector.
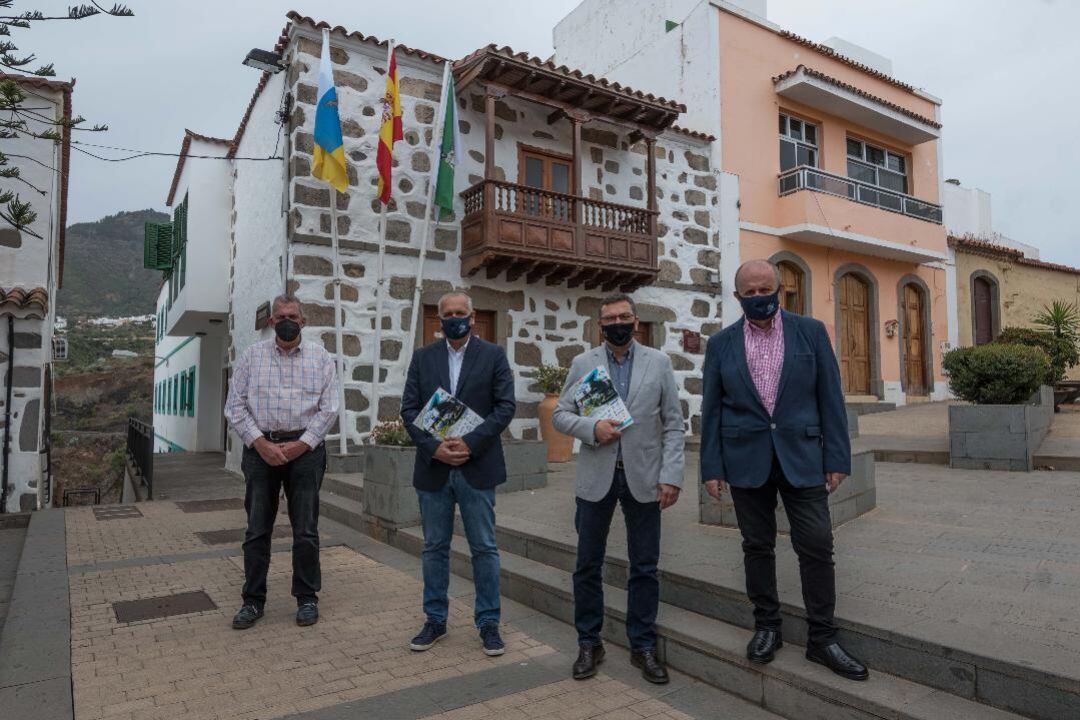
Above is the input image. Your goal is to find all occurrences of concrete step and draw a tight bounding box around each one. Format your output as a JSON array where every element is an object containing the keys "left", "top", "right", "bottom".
[
  {"left": 327, "top": 445, "right": 366, "bottom": 474},
  {"left": 846, "top": 400, "right": 898, "bottom": 416},
  {"left": 323, "top": 473, "right": 364, "bottom": 503},
  {"left": 442, "top": 513, "right": 1074, "bottom": 720},
  {"left": 318, "top": 491, "right": 364, "bottom": 532},
  {"left": 394, "top": 526, "right": 1025, "bottom": 720}
]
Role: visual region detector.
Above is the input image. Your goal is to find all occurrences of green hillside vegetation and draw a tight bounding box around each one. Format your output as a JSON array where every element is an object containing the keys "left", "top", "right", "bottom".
[{"left": 58, "top": 209, "right": 168, "bottom": 318}]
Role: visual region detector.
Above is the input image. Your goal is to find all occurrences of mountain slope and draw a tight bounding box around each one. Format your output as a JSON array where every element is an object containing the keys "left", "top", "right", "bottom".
[{"left": 58, "top": 209, "right": 168, "bottom": 318}]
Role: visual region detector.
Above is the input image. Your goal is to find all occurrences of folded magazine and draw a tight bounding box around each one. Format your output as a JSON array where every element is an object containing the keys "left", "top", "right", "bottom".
[
  {"left": 573, "top": 366, "right": 634, "bottom": 430},
  {"left": 414, "top": 387, "right": 484, "bottom": 439}
]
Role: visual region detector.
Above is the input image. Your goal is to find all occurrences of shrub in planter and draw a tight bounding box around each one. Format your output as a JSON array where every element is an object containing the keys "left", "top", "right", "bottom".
[
  {"left": 534, "top": 363, "right": 570, "bottom": 394},
  {"left": 994, "top": 327, "right": 1078, "bottom": 384},
  {"left": 943, "top": 343, "right": 1049, "bottom": 405},
  {"left": 369, "top": 420, "right": 414, "bottom": 446}
]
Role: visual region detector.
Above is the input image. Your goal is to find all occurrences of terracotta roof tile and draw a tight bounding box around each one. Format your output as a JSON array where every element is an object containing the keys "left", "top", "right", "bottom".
[
  {"left": 165, "top": 130, "right": 232, "bottom": 207},
  {"left": 286, "top": 11, "right": 449, "bottom": 65},
  {"left": 0, "top": 286, "right": 49, "bottom": 316},
  {"left": 777, "top": 30, "right": 920, "bottom": 95},
  {"left": 668, "top": 125, "right": 716, "bottom": 142},
  {"left": 0, "top": 74, "right": 73, "bottom": 288},
  {"left": 949, "top": 235, "right": 1080, "bottom": 276},
  {"left": 773, "top": 65, "right": 941, "bottom": 129}
]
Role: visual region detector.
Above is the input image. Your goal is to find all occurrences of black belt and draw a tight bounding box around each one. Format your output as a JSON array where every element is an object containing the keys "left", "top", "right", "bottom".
[{"left": 264, "top": 429, "right": 304, "bottom": 442}]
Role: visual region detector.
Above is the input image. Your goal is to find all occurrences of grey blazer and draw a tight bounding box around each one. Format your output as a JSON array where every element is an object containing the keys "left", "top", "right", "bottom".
[{"left": 553, "top": 342, "right": 685, "bottom": 504}]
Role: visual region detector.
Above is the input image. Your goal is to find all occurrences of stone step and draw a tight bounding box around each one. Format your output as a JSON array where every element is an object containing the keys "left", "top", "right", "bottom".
[
  {"left": 394, "top": 526, "right": 1025, "bottom": 720},
  {"left": 846, "top": 401, "right": 898, "bottom": 416},
  {"left": 327, "top": 446, "right": 366, "bottom": 475},
  {"left": 443, "top": 513, "right": 1075, "bottom": 720},
  {"left": 318, "top": 491, "right": 364, "bottom": 533},
  {"left": 322, "top": 473, "right": 364, "bottom": 503}
]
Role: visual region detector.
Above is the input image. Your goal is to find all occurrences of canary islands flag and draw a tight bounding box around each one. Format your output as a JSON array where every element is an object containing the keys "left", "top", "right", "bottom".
[
  {"left": 311, "top": 29, "right": 348, "bottom": 193},
  {"left": 377, "top": 45, "right": 403, "bottom": 205}
]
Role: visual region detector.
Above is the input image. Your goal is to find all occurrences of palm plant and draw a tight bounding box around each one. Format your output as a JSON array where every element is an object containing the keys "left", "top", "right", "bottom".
[{"left": 1033, "top": 300, "right": 1080, "bottom": 341}]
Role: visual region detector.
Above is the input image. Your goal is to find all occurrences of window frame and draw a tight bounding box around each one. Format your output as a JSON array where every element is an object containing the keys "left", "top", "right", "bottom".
[
  {"left": 779, "top": 112, "right": 820, "bottom": 172},
  {"left": 845, "top": 136, "right": 909, "bottom": 195}
]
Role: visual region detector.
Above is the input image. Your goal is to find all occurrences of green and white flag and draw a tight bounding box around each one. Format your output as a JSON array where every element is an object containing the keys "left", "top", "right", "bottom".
[{"left": 432, "top": 74, "right": 462, "bottom": 219}]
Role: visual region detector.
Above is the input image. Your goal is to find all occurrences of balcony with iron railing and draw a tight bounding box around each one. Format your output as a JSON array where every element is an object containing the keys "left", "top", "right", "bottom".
[
  {"left": 774, "top": 165, "right": 947, "bottom": 264},
  {"left": 460, "top": 179, "right": 659, "bottom": 292}
]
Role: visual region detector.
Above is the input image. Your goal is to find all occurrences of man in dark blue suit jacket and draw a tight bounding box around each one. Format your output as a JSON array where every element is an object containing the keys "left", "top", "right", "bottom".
[
  {"left": 400, "top": 291, "right": 515, "bottom": 658},
  {"left": 700, "top": 259, "right": 868, "bottom": 681}
]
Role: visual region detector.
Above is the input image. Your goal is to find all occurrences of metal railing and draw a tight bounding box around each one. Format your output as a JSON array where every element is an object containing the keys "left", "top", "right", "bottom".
[
  {"left": 126, "top": 417, "right": 154, "bottom": 500},
  {"left": 778, "top": 166, "right": 943, "bottom": 224}
]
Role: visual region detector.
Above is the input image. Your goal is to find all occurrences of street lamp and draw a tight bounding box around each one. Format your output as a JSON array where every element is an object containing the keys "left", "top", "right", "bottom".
[{"left": 242, "top": 49, "right": 287, "bottom": 73}]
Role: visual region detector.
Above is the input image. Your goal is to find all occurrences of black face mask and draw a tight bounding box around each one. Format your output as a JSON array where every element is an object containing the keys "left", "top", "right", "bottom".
[
  {"left": 441, "top": 316, "right": 472, "bottom": 340},
  {"left": 738, "top": 292, "right": 781, "bottom": 322},
  {"left": 274, "top": 318, "right": 301, "bottom": 342},
  {"left": 601, "top": 322, "right": 635, "bottom": 347}
]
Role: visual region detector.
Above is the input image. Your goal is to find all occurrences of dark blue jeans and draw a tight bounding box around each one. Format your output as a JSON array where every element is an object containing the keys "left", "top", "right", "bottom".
[
  {"left": 416, "top": 469, "right": 500, "bottom": 628},
  {"left": 573, "top": 468, "right": 661, "bottom": 651},
  {"left": 241, "top": 444, "right": 325, "bottom": 607}
]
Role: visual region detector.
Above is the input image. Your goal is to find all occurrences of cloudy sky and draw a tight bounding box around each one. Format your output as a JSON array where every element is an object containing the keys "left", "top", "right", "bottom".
[{"left": 23, "top": 0, "right": 1080, "bottom": 264}]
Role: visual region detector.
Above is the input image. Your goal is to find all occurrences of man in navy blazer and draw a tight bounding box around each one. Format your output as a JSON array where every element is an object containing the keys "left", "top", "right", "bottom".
[
  {"left": 700, "top": 259, "right": 868, "bottom": 681},
  {"left": 400, "top": 290, "right": 516, "bottom": 658}
]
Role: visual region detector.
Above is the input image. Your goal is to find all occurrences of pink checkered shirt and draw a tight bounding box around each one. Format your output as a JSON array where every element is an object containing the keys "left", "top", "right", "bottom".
[
  {"left": 744, "top": 311, "right": 785, "bottom": 416},
  {"left": 224, "top": 338, "right": 339, "bottom": 449}
]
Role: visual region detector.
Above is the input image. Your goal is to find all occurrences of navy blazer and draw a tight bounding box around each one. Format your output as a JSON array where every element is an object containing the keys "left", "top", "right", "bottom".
[
  {"left": 400, "top": 337, "right": 516, "bottom": 491},
  {"left": 699, "top": 311, "right": 850, "bottom": 489}
]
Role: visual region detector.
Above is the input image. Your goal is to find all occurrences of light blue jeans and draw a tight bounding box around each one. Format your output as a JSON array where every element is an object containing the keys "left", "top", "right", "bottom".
[{"left": 416, "top": 469, "right": 501, "bottom": 628}]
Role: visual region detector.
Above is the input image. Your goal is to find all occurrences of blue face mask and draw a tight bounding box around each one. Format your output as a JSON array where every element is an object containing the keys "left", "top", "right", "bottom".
[
  {"left": 441, "top": 315, "right": 472, "bottom": 340},
  {"left": 738, "top": 291, "right": 780, "bottom": 322}
]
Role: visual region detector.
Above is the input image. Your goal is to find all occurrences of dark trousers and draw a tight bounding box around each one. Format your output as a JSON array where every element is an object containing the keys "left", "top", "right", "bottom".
[
  {"left": 240, "top": 444, "right": 325, "bottom": 607},
  {"left": 729, "top": 454, "right": 837, "bottom": 647},
  {"left": 573, "top": 469, "right": 661, "bottom": 651}
]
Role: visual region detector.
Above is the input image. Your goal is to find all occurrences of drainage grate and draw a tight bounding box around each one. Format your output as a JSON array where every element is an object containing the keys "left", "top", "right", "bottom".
[
  {"left": 175, "top": 497, "right": 244, "bottom": 513},
  {"left": 195, "top": 526, "right": 291, "bottom": 545},
  {"left": 92, "top": 506, "right": 144, "bottom": 521},
  {"left": 113, "top": 590, "right": 218, "bottom": 623}
]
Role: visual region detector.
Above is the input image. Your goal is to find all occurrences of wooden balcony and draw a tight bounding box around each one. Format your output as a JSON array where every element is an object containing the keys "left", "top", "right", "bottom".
[{"left": 460, "top": 179, "right": 659, "bottom": 292}]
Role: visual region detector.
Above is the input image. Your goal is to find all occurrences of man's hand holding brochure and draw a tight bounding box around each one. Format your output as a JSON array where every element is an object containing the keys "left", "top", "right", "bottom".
[
  {"left": 413, "top": 388, "right": 485, "bottom": 465},
  {"left": 573, "top": 366, "right": 633, "bottom": 444}
]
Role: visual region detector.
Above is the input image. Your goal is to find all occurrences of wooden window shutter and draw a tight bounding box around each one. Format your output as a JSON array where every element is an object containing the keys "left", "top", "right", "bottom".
[
  {"left": 187, "top": 367, "right": 196, "bottom": 416},
  {"left": 143, "top": 222, "right": 174, "bottom": 270}
]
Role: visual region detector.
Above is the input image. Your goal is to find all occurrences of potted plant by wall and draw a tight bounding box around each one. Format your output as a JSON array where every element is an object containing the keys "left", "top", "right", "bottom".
[
  {"left": 994, "top": 323, "right": 1079, "bottom": 410},
  {"left": 942, "top": 343, "right": 1053, "bottom": 471},
  {"left": 1032, "top": 300, "right": 1080, "bottom": 407},
  {"left": 363, "top": 420, "right": 420, "bottom": 533},
  {"left": 535, "top": 363, "right": 572, "bottom": 462}
]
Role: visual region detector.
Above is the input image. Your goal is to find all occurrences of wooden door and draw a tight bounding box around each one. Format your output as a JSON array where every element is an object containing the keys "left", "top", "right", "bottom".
[
  {"left": 972, "top": 277, "right": 993, "bottom": 345},
  {"left": 778, "top": 261, "right": 805, "bottom": 314},
  {"left": 423, "top": 305, "right": 497, "bottom": 345},
  {"left": 520, "top": 147, "right": 573, "bottom": 220},
  {"left": 902, "top": 284, "right": 927, "bottom": 396},
  {"left": 838, "top": 274, "right": 871, "bottom": 394}
]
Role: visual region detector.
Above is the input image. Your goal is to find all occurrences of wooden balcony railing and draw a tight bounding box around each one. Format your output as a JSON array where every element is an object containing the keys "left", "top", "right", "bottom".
[{"left": 460, "top": 179, "right": 659, "bottom": 291}]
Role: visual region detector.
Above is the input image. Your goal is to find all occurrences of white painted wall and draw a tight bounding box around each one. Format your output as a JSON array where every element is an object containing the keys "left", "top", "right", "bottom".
[
  {"left": 943, "top": 181, "right": 1040, "bottom": 258},
  {"left": 822, "top": 37, "right": 893, "bottom": 76},
  {"left": 164, "top": 137, "right": 233, "bottom": 337}
]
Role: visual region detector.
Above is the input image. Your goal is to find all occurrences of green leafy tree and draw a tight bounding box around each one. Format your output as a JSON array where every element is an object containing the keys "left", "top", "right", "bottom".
[
  {"left": 995, "top": 326, "right": 1079, "bottom": 385},
  {"left": 1033, "top": 300, "right": 1080, "bottom": 342},
  {"left": 0, "top": 2, "right": 133, "bottom": 235}
]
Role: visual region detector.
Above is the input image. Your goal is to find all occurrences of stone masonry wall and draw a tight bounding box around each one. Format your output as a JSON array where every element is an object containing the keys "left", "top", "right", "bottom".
[{"left": 270, "top": 29, "right": 722, "bottom": 446}]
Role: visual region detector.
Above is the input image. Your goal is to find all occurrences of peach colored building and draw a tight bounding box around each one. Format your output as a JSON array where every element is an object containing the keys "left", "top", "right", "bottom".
[{"left": 555, "top": 0, "right": 951, "bottom": 405}]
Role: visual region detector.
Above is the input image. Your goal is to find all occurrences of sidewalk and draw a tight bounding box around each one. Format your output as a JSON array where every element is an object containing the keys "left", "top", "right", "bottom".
[{"left": 47, "top": 492, "right": 775, "bottom": 720}]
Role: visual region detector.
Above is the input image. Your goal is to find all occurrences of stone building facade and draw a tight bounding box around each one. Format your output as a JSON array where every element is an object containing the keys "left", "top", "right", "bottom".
[{"left": 160, "top": 13, "right": 722, "bottom": 473}]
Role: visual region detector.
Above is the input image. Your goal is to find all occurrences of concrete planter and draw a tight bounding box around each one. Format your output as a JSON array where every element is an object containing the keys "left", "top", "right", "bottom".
[
  {"left": 948, "top": 385, "right": 1054, "bottom": 472},
  {"left": 699, "top": 450, "right": 876, "bottom": 530},
  {"left": 360, "top": 440, "right": 549, "bottom": 541}
]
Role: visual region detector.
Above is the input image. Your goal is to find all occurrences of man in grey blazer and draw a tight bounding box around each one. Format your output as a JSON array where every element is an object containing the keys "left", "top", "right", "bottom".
[{"left": 553, "top": 294, "right": 685, "bottom": 684}]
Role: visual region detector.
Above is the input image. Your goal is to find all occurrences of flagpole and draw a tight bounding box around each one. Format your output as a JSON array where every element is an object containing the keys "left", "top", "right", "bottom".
[
  {"left": 369, "top": 39, "right": 395, "bottom": 438},
  {"left": 329, "top": 197, "right": 348, "bottom": 456},
  {"left": 405, "top": 60, "right": 452, "bottom": 362}
]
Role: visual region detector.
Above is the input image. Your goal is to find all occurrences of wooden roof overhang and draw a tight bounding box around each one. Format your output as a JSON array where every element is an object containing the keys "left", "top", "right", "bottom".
[{"left": 453, "top": 45, "right": 684, "bottom": 135}]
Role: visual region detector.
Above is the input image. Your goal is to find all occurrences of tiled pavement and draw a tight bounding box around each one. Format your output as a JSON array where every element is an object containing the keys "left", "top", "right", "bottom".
[{"left": 63, "top": 498, "right": 773, "bottom": 720}]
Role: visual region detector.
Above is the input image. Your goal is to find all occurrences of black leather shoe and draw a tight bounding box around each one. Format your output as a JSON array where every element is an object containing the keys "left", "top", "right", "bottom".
[
  {"left": 747, "top": 629, "right": 783, "bottom": 664},
  {"left": 572, "top": 643, "right": 605, "bottom": 680},
  {"left": 231, "top": 604, "right": 263, "bottom": 630},
  {"left": 630, "top": 648, "right": 669, "bottom": 684},
  {"left": 806, "top": 643, "right": 869, "bottom": 681},
  {"left": 296, "top": 602, "right": 319, "bottom": 627}
]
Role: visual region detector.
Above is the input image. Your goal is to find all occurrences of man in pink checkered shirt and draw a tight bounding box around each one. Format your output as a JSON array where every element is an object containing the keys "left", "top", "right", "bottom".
[
  {"left": 224, "top": 294, "right": 338, "bottom": 631},
  {"left": 700, "top": 260, "right": 865, "bottom": 682}
]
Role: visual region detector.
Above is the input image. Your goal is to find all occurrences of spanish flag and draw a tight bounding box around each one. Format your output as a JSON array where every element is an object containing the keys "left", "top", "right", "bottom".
[
  {"left": 312, "top": 29, "right": 348, "bottom": 193},
  {"left": 377, "top": 44, "right": 403, "bottom": 205}
]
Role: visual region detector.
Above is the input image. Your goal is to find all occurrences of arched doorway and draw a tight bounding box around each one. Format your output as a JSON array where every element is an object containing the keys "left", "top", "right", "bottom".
[
  {"left": 900, "top": 280, "right": 929, "bottom": 396},
  {"left": 837, "top": 272, "right": 872, "bottom": 394},
  {"left": 971, "top": 272, "right": 999, "bottom": 346},
  {"left": 778, "top": 261, "right": 806, "bottom": 314}
]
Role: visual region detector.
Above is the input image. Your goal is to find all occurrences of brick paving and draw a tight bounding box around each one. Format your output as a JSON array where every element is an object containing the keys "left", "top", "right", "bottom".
[{"left": 64, "top": 498, "right": 727, "bottom": 720}]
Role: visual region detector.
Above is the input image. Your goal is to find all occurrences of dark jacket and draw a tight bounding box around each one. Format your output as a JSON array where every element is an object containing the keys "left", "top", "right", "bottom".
[
  {"left": 400, "top": 337, "right": 516, "bottom": 491},
  {"left": 699, "top": 311, "right": 850, "bottom": 489}
]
